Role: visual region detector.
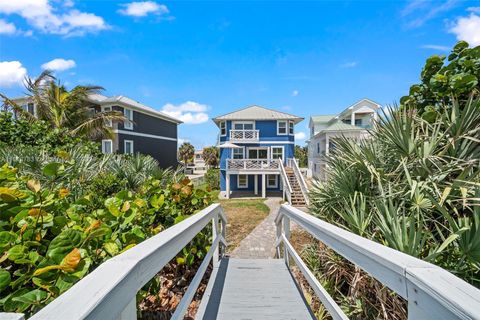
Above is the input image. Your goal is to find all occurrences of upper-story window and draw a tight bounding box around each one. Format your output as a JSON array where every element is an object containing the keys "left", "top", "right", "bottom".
[
  {"left": 277, "top": 120, "right": 287, "bottom": 135},
  {"left": 355, "top": 119, "right": 362, "bottom": 126},
  {"left": 232, "top": 147, "right": 244, "bottom": 159},
  {"left": 220, "top": 121, "right": 226, "bottom": 136},
  {"left": 233, "top": 121, "right": 254, "bottom": 130},
  {"left": 124, "top": 108, "right": 133, "bottom": 130},
  {"left": 271, "top": 146, "right": 284, "bottom": 159},
  {"left": 102, "top": 106, "right": 112, "bottom": 127},
  {"left": 289, "top": 121, "right": 294, "bottom": 135},
  {"left": 317, "top": 143, "right": 320, "bottom": 154}
]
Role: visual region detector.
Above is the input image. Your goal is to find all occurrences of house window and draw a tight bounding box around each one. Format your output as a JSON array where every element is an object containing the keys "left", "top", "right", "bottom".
[
  {"left": 277, "top": 120, "right": 287, "bottom": 135},
  {"left": 267, "top": 175, "right": 278, "bottom": 188},
  {"left": 289, "top": 121, "right": 294, "bottom": 135},
  {"left": 314, "top": 163, "right": 317, "bottom": 172},
  {"left": 232, "top": 147, "right": 244, "bottom": 159},
  {"left": 355, "top": 119, "right": 362, "bottom": 126},
  {"left": 220, "top": 121, "right": 226, "bottom": 136},
  {"left": 102, "top": 140, "right": 113, "bottom": 154},
  {"left": 124, "top": 108, "right": 133, "bottom": 130},
  {"left": 271, "top": 146, "right": 283, "bottom": 160},
  {"left": 237, "top": 175, "right": 248, "bottom": 188},
  {"left": 233, "top": 121, "right": 254, "bottom": 130},
  {"left": 124, "top": 140, "right": 134, "bottom": 154},
  {"left": 248, "top": 148, "right": 268, "bottom": 159},
  {"left": 317, "top": 143, "right": 320, "bottom": 154},
  {"left": 102, "top": 106, "right": 112, "bottom": 127}
]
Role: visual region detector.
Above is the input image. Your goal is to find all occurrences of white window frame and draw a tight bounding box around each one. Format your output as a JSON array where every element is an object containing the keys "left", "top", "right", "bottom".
[
  {"left": 232, "top": 121, "right": 255, "bottom": 130},
  {"left": 220, "top": 121, "right": 226, "bottom": 136},
  {"left": 247, "top": 147, "right": 269, "bottom": 159},
  {"left": 289, "top": 120, "right": 294, "bottom": 135},
  {"left": 237, "top": 174, "right": 248, "bottom": 188},
  {"left": 270, "top": 146, "right": 284, "bottom": 160},
  {"left": 277, "top": 120, "right": 287, "bottom": 135},
  {"left": 232, "top": 146, "right": 245, "bottom": 159},
  {"left": 102, "top": 106, "right": 112, "bottom": 127},
  {"left": 102, "top": 139, "right": 113, "bottom": 154},
  {"left": 267, "top": 175, "right": 278, "bottom": 188},
  {"left": 124, "top": 140, "right": 134, "bottom": 154},
  {"left": 124, "top": 108, "right": 133, "bottom": 130}
]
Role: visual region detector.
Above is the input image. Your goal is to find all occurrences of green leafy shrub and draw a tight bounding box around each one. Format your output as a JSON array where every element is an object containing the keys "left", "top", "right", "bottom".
[
  {"left": 204, "top": 168, "right": 220, "bottom": 190},
  {"left": 0, "top": 158, "right": 212, "bottom": 315}
]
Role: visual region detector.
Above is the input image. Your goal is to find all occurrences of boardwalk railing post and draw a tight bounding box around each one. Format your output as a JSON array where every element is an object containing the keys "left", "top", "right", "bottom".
[
  {"left": 118, "top": 297, "right": 136, "bottom": 320},
  {"left": 283, "top": 216, "right": 290, "bottom": 266},
  {"left": 212, "top": 214, "right": 220, "bottom": 268},
  {"left": 275, "top": 215, "right": 282, "bottom": 258}
]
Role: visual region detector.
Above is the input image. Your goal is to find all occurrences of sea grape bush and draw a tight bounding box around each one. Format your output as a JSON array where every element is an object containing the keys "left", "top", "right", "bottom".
[{"left": 0, "top": 160, "right": 212, "bottom": 315}]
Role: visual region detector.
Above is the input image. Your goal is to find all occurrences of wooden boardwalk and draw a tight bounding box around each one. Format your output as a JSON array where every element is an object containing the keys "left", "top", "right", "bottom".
[{"left": 196, "top": 258, "right": 315, "bottom": 320}]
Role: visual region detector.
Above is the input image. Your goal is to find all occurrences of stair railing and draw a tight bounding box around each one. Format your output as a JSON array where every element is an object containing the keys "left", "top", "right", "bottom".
[
  {"left": 275, "top": 204, "right": 480, "bottom": 320},
  {"left": 279, "top": 158, "right": 293, "bottom": 204},
  {"left": 290, "top": 157, "right": 309, "bottom": 206},
  {"left": 25, "top": 204, "right": 227, "bottom": 320}
]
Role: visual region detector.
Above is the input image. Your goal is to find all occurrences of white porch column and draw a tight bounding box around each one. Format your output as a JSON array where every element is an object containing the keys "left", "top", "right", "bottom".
[
  {"left": 351, "top": 111, "right": 355, "bottom": 125},
  {"left": 254, "top": 174, "right": 258, "bottom": 195},
  {"left": 261, "top": 174, "right": 266, "bottom": 198},
  {"left": 325, "top": 134, "right": 330, "bottom": 155},
  {"left": 226, "top": 173, "right": 230, "bottom": 199}
]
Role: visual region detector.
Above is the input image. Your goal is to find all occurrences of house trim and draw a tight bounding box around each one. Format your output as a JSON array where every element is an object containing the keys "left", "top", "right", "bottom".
[
  {"left": 124, "top": 140, "right": 134, "bottom": 154},
  {"left": 237, "top": 174, "right": 248, "bottom": 188},
  {"left": 277, "top": 120, "right": 288, "bottom": 135},
  {"left": 113, "top": 130, "right": 177, "bottom": 142}
]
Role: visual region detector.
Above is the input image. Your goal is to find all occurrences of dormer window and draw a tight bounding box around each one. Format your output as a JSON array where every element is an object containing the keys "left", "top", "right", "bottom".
[
  {"left": 277, "top": 120, "right": 287, "bottom": 135},
  {"left": 124, "top": 108, "right": 133, "bottom": 130},
  {"left": 220, "top": 121, "right": 226, "bottom": 136},
  {"left": 289, "top": 121, "right": 294, "bottom": 135}
]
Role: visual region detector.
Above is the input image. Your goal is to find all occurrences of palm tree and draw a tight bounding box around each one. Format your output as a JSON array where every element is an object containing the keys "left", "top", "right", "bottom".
[
  {"left": 202, "top": 146, "right": 219, "bottom": 168},
  {"left": 1, "top": 70, "right": 125, "bottom": 139},
  {"left": 178, "top": 142, "right": 195, "bottom": 168}
]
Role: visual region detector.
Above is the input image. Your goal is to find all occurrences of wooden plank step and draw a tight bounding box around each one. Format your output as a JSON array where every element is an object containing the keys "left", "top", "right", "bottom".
[{"left": 196, "top": 258, "right": 314, "bottom": 320}]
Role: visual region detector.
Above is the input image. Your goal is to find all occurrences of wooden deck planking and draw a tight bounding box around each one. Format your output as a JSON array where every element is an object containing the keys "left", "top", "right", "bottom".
[{"left": 196, "top": 258, "right": 315, "bottom": 320}]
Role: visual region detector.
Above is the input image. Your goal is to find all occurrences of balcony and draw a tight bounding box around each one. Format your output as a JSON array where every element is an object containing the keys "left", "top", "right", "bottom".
[
  {"left": 229, "top": 129, "right": 259, "bottom": 142},
  {"left": 227, "top": 158, "right": 280, "bottom": 171}
]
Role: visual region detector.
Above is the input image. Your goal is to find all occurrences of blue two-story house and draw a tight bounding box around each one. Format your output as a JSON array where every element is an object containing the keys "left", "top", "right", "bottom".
[{"left": 213, "top": 105, "right": 307, "bottom": 205}]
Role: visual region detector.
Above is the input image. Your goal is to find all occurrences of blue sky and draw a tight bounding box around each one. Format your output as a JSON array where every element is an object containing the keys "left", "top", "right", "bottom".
[{"left": 1, "top": 0, "right": 479, "bottom": 149}]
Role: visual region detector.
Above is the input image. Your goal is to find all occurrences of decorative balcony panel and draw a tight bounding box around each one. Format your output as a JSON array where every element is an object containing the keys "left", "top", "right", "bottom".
[
  {"left": 227, "top": 159, "right": 280, "bottom": 171},
  {"left": 229, "top": 129, "right": 259, "bottom": 141}
]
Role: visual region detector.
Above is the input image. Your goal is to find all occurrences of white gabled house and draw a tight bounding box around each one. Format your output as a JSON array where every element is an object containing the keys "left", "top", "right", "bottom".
[{"left": 307, "top": 98, "right": 381, "bottom": 180}]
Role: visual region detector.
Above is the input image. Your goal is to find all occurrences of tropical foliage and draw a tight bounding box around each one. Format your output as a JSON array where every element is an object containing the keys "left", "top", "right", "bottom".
[
  {"left": 178, "top": 142, "right": 195, "bottom": 165},
  {"left": 202, "top": 146, "right": 219, "bottom": 168},
  {"left": 294, "top": 145, "right": 308, "bottom": 167},
  {"left": 205, "top": 168, "right": 220, "bottom": 190},
  {"left": 401, "top": 41, "right": 480, "bottom": 120},
  {"left": 0, "top": 148, "right": 212, "bottom": 316},
  {"left": 308, "top": 95, "right": 479, "bottom": 318},
  {"left": 1, "top": 71, "right": 125, "bottom": 139}
]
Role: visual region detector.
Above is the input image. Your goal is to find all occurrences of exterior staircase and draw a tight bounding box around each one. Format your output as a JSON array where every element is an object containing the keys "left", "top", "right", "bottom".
[{"left": 285, "top": 167, "right": 307, "bottom": 207}]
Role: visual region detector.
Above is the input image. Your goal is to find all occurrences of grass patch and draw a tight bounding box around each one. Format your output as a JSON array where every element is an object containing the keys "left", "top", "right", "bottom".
[{"left": 218, "top": 199, "right": 270, "bottom": 252}]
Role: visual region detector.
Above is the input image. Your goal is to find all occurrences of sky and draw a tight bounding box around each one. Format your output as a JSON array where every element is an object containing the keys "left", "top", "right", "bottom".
[{"left": 1, "top": 0, "right": 479, "bottom": 149}]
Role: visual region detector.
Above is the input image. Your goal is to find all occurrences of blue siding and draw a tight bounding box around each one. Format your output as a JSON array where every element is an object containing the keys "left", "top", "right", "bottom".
[{"left": 217, "top": 117, "right": 298, "bottom": 192}]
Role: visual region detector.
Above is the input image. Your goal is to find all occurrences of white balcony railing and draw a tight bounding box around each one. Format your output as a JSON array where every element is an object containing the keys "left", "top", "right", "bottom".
[
  {"left": 229, "top": 129, "right": 259, "bottom": 141},
  {"left": 227, "top": 158, "right": 280, "bottom": 171}
]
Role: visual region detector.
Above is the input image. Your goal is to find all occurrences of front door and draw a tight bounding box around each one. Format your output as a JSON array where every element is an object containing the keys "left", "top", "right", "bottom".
[{"left": 248, "top": 148, "right": 268, "bottom": 159}]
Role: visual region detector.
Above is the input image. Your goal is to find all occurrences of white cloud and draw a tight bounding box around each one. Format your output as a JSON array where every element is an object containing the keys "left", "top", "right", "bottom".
[
  {"left": 449, "top": 13, "right": 480, "bottom": 46},
  {"left": 421, "top": 44, "right": 450, "bottom": 51},
  {"left": 178, "top": 138, "right": 189, "bottom": 146},
  {"left": 402, "top": 0, "right": 457, "bottom": 28},
  {"left": 0, "top": 19, "right": 16, "bottom": 34},
  {"left": 162, "top": 101, "right": 209, "bottom": 124},
  {"left": 467, "top": 7, "right": 480, "bottom": 13},
  {"left": 118, "top": 1, "right": 169, "bottom": 17},
  {"left": 292, "top": 90, "right": 299, "bottom": 97},
  {"left": 294, "top": 131, "right": 306, "bottom": 140},
  {"left": 41, "top": 58, "right": 76, "bottom": 71},
  {"left": 0, "top": 0, "right": 108, "bottom": 36},
  {"left": 0, "top": 61, "right": 27, "bottom": 88},
  {"left": 340, "top": 61, "right": 357, "bottom": 68}
]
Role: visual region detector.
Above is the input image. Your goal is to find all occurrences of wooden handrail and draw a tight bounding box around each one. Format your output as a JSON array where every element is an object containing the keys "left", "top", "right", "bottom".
[
  {"left": 29, "top": 204, "right": 227, "bottom": 320},
  {"left": 275, "top": 204, "right": 480, "bottom": 319},
  {"left": 290, "top": 158, "right": 309, "bottom": 205},
  {"left": 279, "top": 158, "right": 293, "bottom": 204}
]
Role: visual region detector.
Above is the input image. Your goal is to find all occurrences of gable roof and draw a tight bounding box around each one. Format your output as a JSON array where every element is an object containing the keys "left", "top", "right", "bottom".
[
  {"left": 322, "top": 121, "right": 364, "bottom": 132},
  {"left": 212, "top": 105, "right": 303, "bottom": 125},
  {"left": 86, "top": 94, "right": 182, "bottom": 124}
]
